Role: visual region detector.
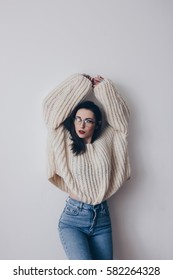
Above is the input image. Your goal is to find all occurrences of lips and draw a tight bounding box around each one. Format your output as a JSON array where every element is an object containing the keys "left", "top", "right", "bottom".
[{"left": 79, "top": 130, "right": 85, "bottom": 134}]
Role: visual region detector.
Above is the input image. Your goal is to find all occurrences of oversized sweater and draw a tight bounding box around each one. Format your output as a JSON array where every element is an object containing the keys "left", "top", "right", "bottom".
[{"left": 43, "top": 74, "right": 130, "bottom": 205}]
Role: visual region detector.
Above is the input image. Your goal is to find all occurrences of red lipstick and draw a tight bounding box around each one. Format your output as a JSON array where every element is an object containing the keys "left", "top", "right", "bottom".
[{"left": 79, "top": 130, "right": 85, "bottom": 134}]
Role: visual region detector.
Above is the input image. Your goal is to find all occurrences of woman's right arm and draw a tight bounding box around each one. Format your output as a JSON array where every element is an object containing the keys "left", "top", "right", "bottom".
[{"left": 43, "top": 74, "right": 92, "bottom": 129}]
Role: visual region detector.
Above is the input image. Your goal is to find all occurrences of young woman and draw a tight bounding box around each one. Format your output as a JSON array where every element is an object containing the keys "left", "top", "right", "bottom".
[{"left": 43, "top": 74, "right": 130, "bottom": 259}]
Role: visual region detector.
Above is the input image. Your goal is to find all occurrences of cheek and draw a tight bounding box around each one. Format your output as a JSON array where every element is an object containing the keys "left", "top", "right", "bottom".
[
  {"left": 87, "top": 126, "right": 95, "bottom": 134},
  {"left": 74, "top": 123, "right": 77, "bottom": 132}
]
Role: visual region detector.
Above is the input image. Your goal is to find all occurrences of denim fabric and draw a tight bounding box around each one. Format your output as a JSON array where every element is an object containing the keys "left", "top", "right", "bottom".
[{"left": 58, "top": 197, "right": 113, "bottom": 260}]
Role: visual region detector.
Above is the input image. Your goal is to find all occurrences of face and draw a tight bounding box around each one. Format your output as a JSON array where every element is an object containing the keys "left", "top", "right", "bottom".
[{"left": 74, "top": 109, "right": 96, "bottom": 143}]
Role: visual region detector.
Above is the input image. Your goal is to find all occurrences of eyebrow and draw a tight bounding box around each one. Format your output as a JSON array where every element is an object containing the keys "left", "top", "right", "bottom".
[{"left": 76, "top": 115, "right": 95, "bottom": 121}]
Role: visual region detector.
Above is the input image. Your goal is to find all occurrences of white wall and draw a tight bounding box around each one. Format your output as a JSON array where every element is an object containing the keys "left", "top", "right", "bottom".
[{"left": 0, "top": 0, "right": 173, "bottom": 260}]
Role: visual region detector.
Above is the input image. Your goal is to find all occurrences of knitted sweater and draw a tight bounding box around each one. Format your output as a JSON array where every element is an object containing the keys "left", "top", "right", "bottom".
[{"left": 43, "top": 74, "right": 130, "bottom": 205}]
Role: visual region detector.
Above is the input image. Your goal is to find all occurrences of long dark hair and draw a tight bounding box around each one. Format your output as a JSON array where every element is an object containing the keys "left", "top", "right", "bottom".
[{"left": 62, "top": 101, "right": 102, "bottom": 155}]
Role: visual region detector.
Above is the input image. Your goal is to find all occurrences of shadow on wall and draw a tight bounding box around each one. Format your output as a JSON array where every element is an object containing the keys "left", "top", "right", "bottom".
[
  {"left": 108, "top": 86, "right": 146, "bottom": 260},
  {"left": 109, "top": 186, "right": 138, "bottom": 260}
]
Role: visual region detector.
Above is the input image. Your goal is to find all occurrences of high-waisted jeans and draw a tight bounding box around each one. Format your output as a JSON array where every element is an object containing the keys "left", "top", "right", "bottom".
[{"left": 58, "top": 197, "right": 113, "bottom": 260}]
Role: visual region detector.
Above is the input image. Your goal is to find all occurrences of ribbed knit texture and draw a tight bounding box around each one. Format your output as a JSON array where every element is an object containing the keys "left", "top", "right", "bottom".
[{"left": 43, "top": 74, "right": 130, "bottom": 205}]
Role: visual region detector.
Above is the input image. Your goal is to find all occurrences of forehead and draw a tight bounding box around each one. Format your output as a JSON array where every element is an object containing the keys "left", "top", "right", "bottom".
[{"left": 76, "top": 109, "right": 95, "bottom": 119}]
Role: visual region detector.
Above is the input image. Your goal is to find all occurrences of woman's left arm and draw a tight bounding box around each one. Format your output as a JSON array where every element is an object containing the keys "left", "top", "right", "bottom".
[{"left": 94, "top": 77, "right": 130, "bottom": 135}]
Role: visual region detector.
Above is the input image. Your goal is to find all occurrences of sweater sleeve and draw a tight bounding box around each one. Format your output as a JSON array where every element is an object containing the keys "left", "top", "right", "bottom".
[
  {"left": 94, "top": 79, "right": 130, "bottom": 135},
  {"left": 43, "top": 74, "right": 92, "bottom": 129}
]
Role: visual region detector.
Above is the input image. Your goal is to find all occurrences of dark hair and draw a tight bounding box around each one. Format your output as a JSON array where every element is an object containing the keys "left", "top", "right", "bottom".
[{"left": 62, "top": 101, "right": 102, "bottom": 155}]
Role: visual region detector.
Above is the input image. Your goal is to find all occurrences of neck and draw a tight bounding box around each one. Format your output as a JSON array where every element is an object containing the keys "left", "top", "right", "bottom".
[{"left": 84, "top": 137, "right": 92, "bottom": 144}]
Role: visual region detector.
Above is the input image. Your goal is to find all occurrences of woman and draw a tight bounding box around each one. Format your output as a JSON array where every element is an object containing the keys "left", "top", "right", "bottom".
[{"left": 43, "top": 74, "right": 130, "bottom": 259}]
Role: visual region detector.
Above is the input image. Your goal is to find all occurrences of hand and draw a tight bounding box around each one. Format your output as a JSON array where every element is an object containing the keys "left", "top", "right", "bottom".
[
  {"left": 92, "top": 75, "right": 104, "bottom": 87},
  {"left": 83, "top": 74, "right": 92, "bottom": 82}
]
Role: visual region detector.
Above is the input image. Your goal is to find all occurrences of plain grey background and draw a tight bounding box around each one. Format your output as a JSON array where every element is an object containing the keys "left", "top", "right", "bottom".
[{"left": 0, "top": 0, "right": 173, "bottom": 259}]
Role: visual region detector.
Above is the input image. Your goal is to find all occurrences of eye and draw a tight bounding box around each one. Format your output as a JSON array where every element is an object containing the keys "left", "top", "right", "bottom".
[
  {"left": 75, "top": 116, "right": 82, "bottom": 122},
  {"left": 85, "top": 119, "right": 94, "bottom": 124}
]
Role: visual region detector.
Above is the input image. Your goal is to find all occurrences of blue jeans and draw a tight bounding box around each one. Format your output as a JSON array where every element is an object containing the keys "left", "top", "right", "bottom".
[{"left": 58, "top": 197, "right": 113, "bottom": 260}]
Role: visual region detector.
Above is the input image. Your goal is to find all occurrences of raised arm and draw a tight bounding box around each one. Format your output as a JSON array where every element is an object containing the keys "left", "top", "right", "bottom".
[
  {"left": 93, "top": 77, "right": 130, "bottom": 135},
  {"left": 43, "top": 74, "right": 92, "bottom": 129}
]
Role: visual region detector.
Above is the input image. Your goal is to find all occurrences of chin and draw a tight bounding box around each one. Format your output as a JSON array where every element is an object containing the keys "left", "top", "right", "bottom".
[{"left": 78, "top": 134, "right": 85, "bottom": 139}]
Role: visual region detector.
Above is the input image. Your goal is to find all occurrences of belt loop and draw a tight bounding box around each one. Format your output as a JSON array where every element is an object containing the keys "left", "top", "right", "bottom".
[
  {"left": 79, "top": 201, "right": 83, "bottom": 209},
  {"left": 100, "top": 202, "right": 103, "bottom": 210}
]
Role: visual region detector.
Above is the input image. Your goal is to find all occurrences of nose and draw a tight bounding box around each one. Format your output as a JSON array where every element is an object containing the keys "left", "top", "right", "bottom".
[{"left": 80, "top": 120, "right": 85, "bottom": 128}]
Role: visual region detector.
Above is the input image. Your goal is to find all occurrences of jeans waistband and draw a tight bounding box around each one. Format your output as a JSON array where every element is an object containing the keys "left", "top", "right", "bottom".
[{"left": 66, "top": 197, "right": 108, "bottom": 210}]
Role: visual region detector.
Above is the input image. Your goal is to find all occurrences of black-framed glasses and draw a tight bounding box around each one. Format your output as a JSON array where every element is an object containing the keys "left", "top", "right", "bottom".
[{"left": 74, "top": 116, "right": 96, "bottom": 127}]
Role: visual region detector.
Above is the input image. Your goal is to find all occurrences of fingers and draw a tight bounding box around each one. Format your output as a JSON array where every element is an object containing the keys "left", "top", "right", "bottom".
[
  {"left": 82, "top": 74, "right": 92, "bottom": 81},
  {"left": 83, "top": 74, "right": 104, "bottom": 87},
  {"left": 92, "top": 76, "right": 104, "bottom": 87}
]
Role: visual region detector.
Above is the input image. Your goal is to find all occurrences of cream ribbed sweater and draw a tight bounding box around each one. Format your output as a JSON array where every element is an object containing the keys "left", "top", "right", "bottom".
[{"left": 43, "top": 74, "right": 130, "bottom": 205}]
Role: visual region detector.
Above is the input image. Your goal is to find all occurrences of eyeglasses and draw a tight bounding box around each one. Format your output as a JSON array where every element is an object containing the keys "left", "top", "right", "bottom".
[{"left": 74, "top": 116, "right": 96, "bottom": 127}]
